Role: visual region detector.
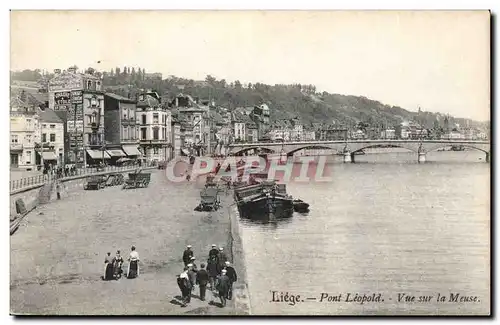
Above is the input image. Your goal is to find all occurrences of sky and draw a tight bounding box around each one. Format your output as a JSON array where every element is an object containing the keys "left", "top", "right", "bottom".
[{"left": 10, "top": 10, "right": 490, "bottom": 121}]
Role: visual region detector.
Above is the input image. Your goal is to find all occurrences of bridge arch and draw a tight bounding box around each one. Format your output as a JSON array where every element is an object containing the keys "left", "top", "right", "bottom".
[
  {"left": 286, "top": 145, "right": 343, "bottom": 156},
  {"left": 349, "top": 143, "right": 419, "bottom": 154},
  {"left": 423, "top": 143, "right": 489, "bottom": 154},
  {"left": 231, "top": 146, "right": 277, "bottom": 156}
]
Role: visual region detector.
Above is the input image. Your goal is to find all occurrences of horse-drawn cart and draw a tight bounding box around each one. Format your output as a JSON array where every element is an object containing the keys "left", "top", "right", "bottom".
[
  {"left": 105, "top": 173, "right": 125, "bottom": 187},
  {"left": 195, "top": 187, "right": 221, "bottom": 212},
  {"left": 122, "top": 171, "right": 151, "bottom": 189},
  {"left": 84, "top": 175, "right": 107, "bottom": 190}
]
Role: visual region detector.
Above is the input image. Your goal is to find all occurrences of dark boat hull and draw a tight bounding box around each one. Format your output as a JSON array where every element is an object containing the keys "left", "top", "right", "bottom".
[
  {"left": 238, "top": 196, "right": 294, "bottom": 220},
  {"left": 293, "top": 200, "right": 310, "bottom": 212}
]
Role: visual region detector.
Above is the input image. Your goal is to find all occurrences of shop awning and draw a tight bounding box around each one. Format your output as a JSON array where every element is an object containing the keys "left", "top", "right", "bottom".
[
  {"left": 106, "top": 149, "right": 126, "bottom": 157},
  {"left": 41, "top": 151, "right": 58, "bottom": 161},
  {"left": 86, "top": 149, "right": 111, "bottom": 159},
  {"left": 122, "top": 145, "right": 142, "bottom": 156}
]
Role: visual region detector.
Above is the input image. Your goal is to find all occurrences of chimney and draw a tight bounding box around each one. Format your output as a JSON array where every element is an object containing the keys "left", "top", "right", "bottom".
[{"left": 67, "top": 67, "right": 77, "bottom": 73}]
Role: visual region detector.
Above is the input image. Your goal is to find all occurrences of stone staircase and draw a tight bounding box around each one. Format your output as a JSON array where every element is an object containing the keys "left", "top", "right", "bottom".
[{"left": 37, "top": 181, "right": 56, "bottom": 205}]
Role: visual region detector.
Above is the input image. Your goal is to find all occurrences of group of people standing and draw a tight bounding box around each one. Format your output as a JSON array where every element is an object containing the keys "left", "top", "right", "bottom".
[
  {"left": 177, "top": 244, "right": 238, "bottom": 308},
  {"left": 103, "top": 246, "right": 140, "bottom": 281}
]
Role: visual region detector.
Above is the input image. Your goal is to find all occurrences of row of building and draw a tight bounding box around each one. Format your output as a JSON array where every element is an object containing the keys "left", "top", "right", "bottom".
[
  {"left": 10, "top": 68, "right": 273, "bottom": 170},
  {"left": 10, "top": 68, "right": 488, "bottom": 171}
]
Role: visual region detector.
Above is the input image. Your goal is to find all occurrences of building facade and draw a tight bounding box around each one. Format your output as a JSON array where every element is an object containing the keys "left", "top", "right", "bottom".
[
  {"left": 10, "top": 98, "right": 40, "bottom": 170},
  {"left": 171, "top": 94, "right": 210, "bottom": 155},
  {"left": 48, "top": 68, "right": 105, "bottom": 165},
  {"left": 137, "top": 91, "right": 172, "bottom": 162},
  {"left": 38, "top": 109, "right": 65, "bottom": 167},
  {"left": 103, "top": 93, "right": 142, "bottom": 162}
]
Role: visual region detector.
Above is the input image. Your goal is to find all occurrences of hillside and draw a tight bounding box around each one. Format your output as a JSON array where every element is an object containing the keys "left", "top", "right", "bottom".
[{"left": 10, "top": 69, "right": 488, "bottom": 130}]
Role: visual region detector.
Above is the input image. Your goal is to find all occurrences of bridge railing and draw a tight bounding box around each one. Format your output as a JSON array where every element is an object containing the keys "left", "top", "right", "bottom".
[{"left": 9, "top": 163, "right": 159, "bottom": 193}]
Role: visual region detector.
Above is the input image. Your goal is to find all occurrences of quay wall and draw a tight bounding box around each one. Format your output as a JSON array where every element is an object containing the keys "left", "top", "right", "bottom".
[
  {"left": 228, "top": 202, "right": 252, "bottom": 315},
  {"left": 9, "top": 167, "right": 156, "bottom": 216}
]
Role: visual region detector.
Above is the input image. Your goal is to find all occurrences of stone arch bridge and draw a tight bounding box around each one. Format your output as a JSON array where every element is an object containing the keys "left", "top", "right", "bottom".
[{"left": 227, "top": 140, "right": 491, "bottom": 163}]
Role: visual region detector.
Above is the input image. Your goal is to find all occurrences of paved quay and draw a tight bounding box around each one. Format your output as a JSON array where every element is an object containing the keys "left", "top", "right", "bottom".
[{"left": 10, "top": 169, "right": 246, "bottom": 315}]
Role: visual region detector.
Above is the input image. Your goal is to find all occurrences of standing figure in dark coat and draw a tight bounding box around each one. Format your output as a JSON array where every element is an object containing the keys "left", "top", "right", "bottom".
[
  {"left": 103, "top": 252, "right": 114, "bottom": 280},
  {"left": 196, "top": 263, "right": 209, "bottom": 301},
  {"left": 178, "top": 267, "right": 191, "bottom": 306},
  {"left": 208, "top": 244, "right": 219, "bottom": 260},
  {"left": 207, "top": 255, "right": 219, "bottom": 291},
  {"left": 217, "top": 247, "right": 227, "bottom": 272},
  {"left": 215, "top": 269, "right": 231, "bottom": 307},
  {"left": 224, "top": 261, "right": 238, "bottom": 300},
  {"left": 182, "top": 245, "right": 194, "bottom": 266},
  {"left": 187, "top": 263, "right": 197, "bottom": 295}
]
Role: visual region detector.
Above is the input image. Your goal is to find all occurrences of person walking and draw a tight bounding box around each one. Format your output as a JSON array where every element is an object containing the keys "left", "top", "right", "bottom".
[
  {"left": 187, "top": 263, "right": 197, "bottom": 296},
  {"left": 215, "top": 269, "right": 231, "bottom": 307},
  {"left": 207, "top": 255, "right": 219, "bottom": 291},
  {"left": 127, "top": 246, "right": 140, "bottom": 279},
  {"left": 224, "top": 261, "right": 238, "bottom": 300},
  {"left": 196, "top": 263, "right": 209, "bottom": 301},
  {"left": 208, "top": 244, "right": 219, "bottom": 260},
  {"left": 103, "top": 252, "right": 114, "bottom": 281},
  {"left": 182, "top": 245, "right": 194, "bottom": 266},
  {"left": 217, "top": 247, "right": 227, "bottom": 272},
  {"left": 56, "top": 181, "right": 61, "bottom": 200},
  {"left": 190, "top": 256, "right": 198, "bottom": 271},
  {"left": 178, "top": 267, "right": 191, "bottom": 307}
]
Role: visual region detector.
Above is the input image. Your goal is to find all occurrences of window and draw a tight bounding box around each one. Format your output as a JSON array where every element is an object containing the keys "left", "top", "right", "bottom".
[
  {"left": 141, "top": 128, "right": 147, "bottom": 140},
  {"left": 153, "top": 147, "right": 159, "bottom": 154},
  {"left": 153, "top": 113, "right": 159, "bottom": 124},
  {"left": 87, "top": 80, "right": 92, "bottom": 89},
  {"left": 42, "top": 133, "right": 47, "bottom": 142},
  {"left": 50, "top": 124, "right": 55, "bottom": 129},
  {"left": 162, "top": 127, "right": 166, "bottom": 140},
  {"left": 50, "top": 134, "right": 56, "bottom": 142},
  {"left": 153, "top": 127, "right": 159, "bottom": 140},
  {"left": 162, "top": 114, "right": 165, "bottom": 124},
  {"left": 11, "top": 135, "right": 18, "bottom": 143},
  {"left": 88, "top": 134, "right": 92, "bottom": 144},
  {"left": 25, "top": 151, "right": 31, "bottom": 164},
  {"left": 123, "top": 113, "right": 127, "bottom": 120},
  {"left": 42, "top": 124, "right": 47, "bottom": 128},
  {"left": 26, "top": 135, "right": 32, "bottom": 143},
  {"left": 142, "top": 114, "right": 146, "bottom": 125}
]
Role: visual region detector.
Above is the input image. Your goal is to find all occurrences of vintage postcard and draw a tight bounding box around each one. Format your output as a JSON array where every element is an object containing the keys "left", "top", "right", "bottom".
[{"left": 9, "top": 10, "right": 490, "bottom": 316}]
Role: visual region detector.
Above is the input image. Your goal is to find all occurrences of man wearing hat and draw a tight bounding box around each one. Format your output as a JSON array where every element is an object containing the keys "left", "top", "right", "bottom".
[
  {"left": 190, "top": 256, "right": 198, "bottom": 271},
  {"left": 215, "top": 269, "right": 231, "bottom": 307},
  {"left": 196, "top": 263, "right": 210, "bottom": 301},
  {"left": 217, "top": 247, "right": 228, "bottom": 273},
  {"left": 224, "top": 261, "right": 238, "bottom": 300},
  {"left": 178, "top": 266, "right": 191, "bottom": 306},
  {"left": 209, "top": 244, "right": 219, "bottom": 260},
  {"left": 183, "top": 245, "right": 194, "bottom": 266},
  {"left": 187, "top": 263, "right": 197, "bottom": 295}
]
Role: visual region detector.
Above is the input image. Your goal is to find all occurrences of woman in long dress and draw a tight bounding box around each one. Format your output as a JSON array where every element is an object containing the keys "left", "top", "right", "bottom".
[
  {"left": 113, "top": 250, "right": 124, "bottom": 279},
  {"left": 103, "top": 252, "right": 114, "bottom": 281},
  {"left": 127, "top": 246, "right": 140, "bottom": 279}
]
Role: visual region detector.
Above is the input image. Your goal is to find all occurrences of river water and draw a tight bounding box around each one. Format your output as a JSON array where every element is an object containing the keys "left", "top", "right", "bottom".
[{"left": 238, "top": 150, "right": 490, "bottom": 315}]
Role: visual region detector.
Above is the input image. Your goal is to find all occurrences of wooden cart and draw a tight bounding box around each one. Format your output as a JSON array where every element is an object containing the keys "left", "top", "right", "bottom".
[
  {"left": 105, "top": 173, "right": 125, "bottom": 187},
  {"left": 84, "top": 175, "right": 107, "bottom": 190},
  {"left": 122, "top": 172, "right": 151, "bottom": 189}
]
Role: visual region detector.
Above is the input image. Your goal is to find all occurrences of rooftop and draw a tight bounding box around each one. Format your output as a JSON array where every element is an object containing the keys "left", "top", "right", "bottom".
[
  {"left": 105, "top": 92, "right": 136, "bottom": 103},
  {"left": 38, "top": 108, "right": 63, "bottom": 123}
]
